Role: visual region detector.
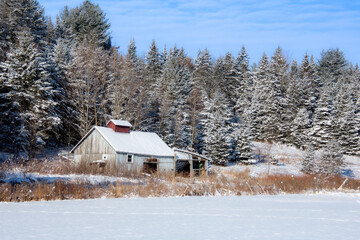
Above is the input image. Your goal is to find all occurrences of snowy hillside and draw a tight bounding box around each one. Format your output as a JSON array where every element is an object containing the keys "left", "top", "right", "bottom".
[
  {"left": 0, "top": 194, "right": 359, "bottom": 240},
  {"left": 216, "top": 141, "right": 360, "bottom": 179}
]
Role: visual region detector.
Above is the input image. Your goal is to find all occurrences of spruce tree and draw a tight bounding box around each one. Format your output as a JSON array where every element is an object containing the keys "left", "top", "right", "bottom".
[
  {"left": 65, "top": 0, "right": 111, "bottom": 49},
  {"left": 302, "top": 144, "right": 316, "bottom": 174},
  {"left": 139, "top": 40, "right": 163, "bottom": 132},
  {"left": 319, "top": 141, "right": 344, "bottom": 175},
  {"left": 221, "top": 52, "right": 239, "bottom": 114},
  {"left": 234, "top": 46, "right": 252, "bottom": 120},
  {"left": 290, "top": 108, "right": 311, "bottom": 148},
  {"left": 250, "top": 53, "right": 271, "bottom": 139},
  {"left": 300, "top": 54, "right": 320, "bottom": 115},
  {"left": 233, "top": 123, "right": 254, "bottom": 163},
  {"left": 318, "top": 48, "right": 348, "bottom": 88},
  {"left": 193, "top": 49, "right": 213, "bottom": 97},
  {"left": 269, "top": 47, "right": 291, "bottom": 142},
  {"left": 333, "top": 81, "right": 359, "bottom": 155},
  {"left": 145, "top": 40, "right": 162, "bottom": 90},
  {"left": 0, "top": 0, "right": 48, "bottom": 50},
  {"left": 0, "top": 30, "right": 59, "bottom": 159},
  {"left": 202, "top": 91, "right": 233, "bottom": 165},
  {"left": 309, "top": 87, "right": 334, "bottom": 148},
  {"left": 158, "top": 46, "right": 192, "bottom": 148}
]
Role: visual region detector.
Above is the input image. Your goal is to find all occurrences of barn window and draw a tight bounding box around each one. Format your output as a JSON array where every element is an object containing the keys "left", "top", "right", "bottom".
[{"left": 127, "top": 154, "right": 133, "bottom": 163}]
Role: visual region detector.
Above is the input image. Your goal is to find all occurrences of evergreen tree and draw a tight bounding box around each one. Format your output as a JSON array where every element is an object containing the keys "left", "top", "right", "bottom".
[
  {"left": 127, "top": 39, "right": 138, "bottom": 67},
  {"left": 290, "top": 108, "right": 311, "bottom": 148},
  {"left": 55, "top": 6, "right": 72, "bottom": 40},
  {"left": 269, "top": 47, "right": 291, "bottom": 142},
  {"left": 302, "top": 144, "right": 316, "bottom": 174},
  {"left": 299, "top": 53, "right": 320, "bottom": 116},
  {"left": 63, "top": 0, "right": 111, "bottom": 49},
  {"left": 309, "top": 87, "right": 334, "bottom": 148},
  {"left": 333, "top": 81, "right": 359, "bottom": 155},
  {"left": 232, "top": 123, "right": 254, "bottom": 163},
  {"left": 158, "top": 46, "right": 192, "bottom": 148},
  {"left": 193, "top": 49, "right": 213, "bottom": 97},
  {"left": 0, "top": 30, "right": 59, "bottom": 159},
  {"left": 0, "top": 0, "right": 48, "bottom": 61},
  {"left": 319, "top": 141, "right": 344, "bottom": 175},
  {"left": 250, "top": 53, "right": 270, "bottom": 139},
  {"left": 318, "top": 48, "right": 348, "bottom": 88},
  {"left": 145, "top": 40, "right": 162, "bottom": 90},
  {"left": 252, "top": 52, "right": 288, "bottom": 142},
  {"left": 202, "top": 91, "right": 233, "bottom": 165},
  {"left": 141, "top": 40, "right": 163, "bottom": 132},
  {"left": 221, "top": 52, "right": 239, "bottom": 114},
  {"left": 234, "top": 46, "right": 252, "bottom": 120},
  {"left": 191, "top": 49, "right": 213, "bottom": 150}
]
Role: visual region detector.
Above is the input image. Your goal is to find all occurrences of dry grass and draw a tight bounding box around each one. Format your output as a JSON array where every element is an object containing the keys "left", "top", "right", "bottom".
[{"left": 1, "top": 159, "right": 360, "bottom": 202}]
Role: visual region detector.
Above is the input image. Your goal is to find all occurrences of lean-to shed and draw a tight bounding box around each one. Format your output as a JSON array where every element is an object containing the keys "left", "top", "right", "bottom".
[{"left": 70, "top": 120, "right": 175, "bottom": 174}]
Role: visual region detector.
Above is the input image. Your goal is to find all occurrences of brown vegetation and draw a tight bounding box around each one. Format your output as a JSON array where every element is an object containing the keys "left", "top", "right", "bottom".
[{"left": 0, "top": 159, "right": 359, "bottom": 202}]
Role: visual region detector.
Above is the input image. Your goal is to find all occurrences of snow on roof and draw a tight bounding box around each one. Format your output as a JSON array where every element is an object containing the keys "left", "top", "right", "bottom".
[
  {"left": 174, "top": 148, "right": 212, "bottom": 162},
  {"left": 107, "top": 119, "right": 132, "bottom": 127},
  {"left": 72, "top": 126, "right": 174, "bottom": 157}
]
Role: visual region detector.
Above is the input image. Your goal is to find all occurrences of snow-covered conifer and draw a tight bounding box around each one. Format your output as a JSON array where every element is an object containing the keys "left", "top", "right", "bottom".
[
  {"left": 309, "top": 87, "right": 334, "bottom": 148},
  {"left": 0, "top": 30, "right": 60, "bottom": 159},
  {"left": 234, "top": 46, "right": 253, "bottom": 120},
  {"left": 202, "top": 91, "right": 233, "bottom": 165},
  {"left": 158, "top": 46, "right": 192, "bottom": 148},
  {"left": 302, "top": 144, "right": 316, "bottom": 174},
  {"left": 65, "top": 0, "right": 111, "bottom": 49},
  {"left": 193, "top": 49, "right": 213, "bottom": 97},
  {"left": 319, "top": 141, "right": 344, "bottom": 175}
]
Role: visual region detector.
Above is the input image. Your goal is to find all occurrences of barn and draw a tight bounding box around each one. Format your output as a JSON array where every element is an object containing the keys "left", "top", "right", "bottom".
[{"left": 70, "top": 119, "right": 211, "bottom": 176}]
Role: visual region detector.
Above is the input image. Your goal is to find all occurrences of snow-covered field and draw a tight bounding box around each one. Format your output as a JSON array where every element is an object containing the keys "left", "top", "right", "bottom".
[
  {"left": 0, "top": 194, "right": 359, "bottom": 240},
  {"left": 1, "top": 171, "right": 142, "bottom": 185}
]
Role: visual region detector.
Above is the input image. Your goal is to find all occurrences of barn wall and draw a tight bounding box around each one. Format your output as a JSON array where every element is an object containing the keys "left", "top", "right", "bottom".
[
  {"left": 116, "top": 153, "right": 174, "bottom": 173},
  {"left": 74, "top": 129, "right": 116, "bottom": 165}
]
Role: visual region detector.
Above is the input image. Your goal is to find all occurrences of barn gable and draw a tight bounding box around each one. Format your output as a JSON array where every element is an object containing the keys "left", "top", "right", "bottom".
[{"left": 71, "top": 127, "right": 117, "bottom": 164}]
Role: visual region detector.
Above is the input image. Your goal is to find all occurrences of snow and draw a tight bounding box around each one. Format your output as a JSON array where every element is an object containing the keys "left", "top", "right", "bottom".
[
  {"left": 219, "top": 141, "right": 360, "bottom": 179},
  {"left": 343, "top": 156, "right": 360, "bottom": 179},
  {"left": 1, "top": 171, "right": 142, "bottom": 185},
  {"left": 0, "top": 194, "right": 359, "bottom": 240}
]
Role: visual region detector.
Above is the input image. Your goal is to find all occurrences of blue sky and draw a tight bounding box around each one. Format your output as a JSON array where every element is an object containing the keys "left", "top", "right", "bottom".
[{"left": 38, "top": 0, "right": 360, "bottom": 64}]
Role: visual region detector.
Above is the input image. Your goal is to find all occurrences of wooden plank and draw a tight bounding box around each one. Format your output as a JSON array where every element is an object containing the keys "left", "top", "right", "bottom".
[
  {"left": 173, "top": 148, "right": 212, "bottom": 161},
  {"left": 189, "top": 160, "right": 194, "bottom": 178}
]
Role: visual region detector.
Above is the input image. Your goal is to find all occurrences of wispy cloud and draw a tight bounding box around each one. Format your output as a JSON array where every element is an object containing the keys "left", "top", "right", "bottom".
[{"left": 38, "top": 0, "right": 360, "bottom": 64}]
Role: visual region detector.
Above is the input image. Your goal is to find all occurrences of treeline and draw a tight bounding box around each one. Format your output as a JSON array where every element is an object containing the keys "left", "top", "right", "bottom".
[{"left": 0, "top": 0, "right": 359, "bottom": 164}]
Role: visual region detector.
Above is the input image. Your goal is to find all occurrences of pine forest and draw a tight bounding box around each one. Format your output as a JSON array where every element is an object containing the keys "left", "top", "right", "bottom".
[{"left": 1, "top": 0, "right": 360, "bottom": 174}]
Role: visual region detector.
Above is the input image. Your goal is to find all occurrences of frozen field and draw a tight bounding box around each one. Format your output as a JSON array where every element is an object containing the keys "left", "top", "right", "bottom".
[{"left": 0, "top": 194, "right": 359, "bottom": 240}]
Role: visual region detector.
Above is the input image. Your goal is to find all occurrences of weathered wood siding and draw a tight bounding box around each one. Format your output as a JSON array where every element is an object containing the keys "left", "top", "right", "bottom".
[
  {"left": 116, "top": 153, "right": 174, "bottom": 173},
  {"left": 74, "top": 128, "right": 174, "bottom": 174},
  {"left": 74, "top": 129, "right": 116, "bottom": 165}
]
